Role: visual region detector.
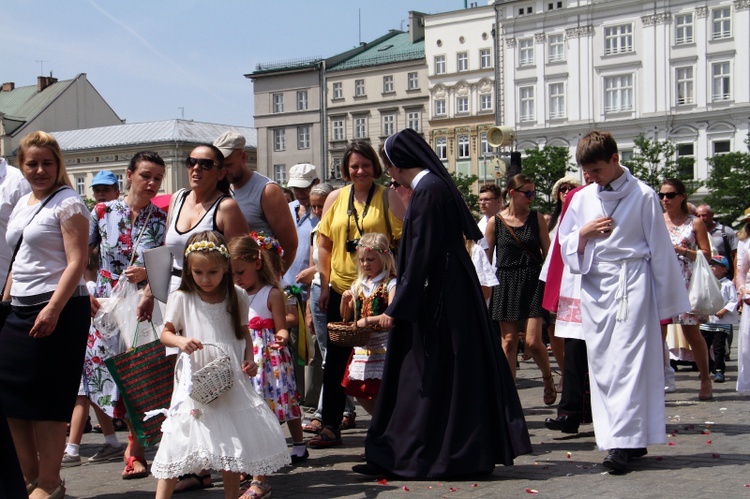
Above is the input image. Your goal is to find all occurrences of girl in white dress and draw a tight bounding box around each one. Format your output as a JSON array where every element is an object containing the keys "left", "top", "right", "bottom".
[{"left": 152, "top": 231, "right": 289, "bottom": 499}]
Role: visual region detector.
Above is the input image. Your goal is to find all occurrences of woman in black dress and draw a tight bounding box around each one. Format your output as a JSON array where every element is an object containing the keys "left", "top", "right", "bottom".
[{"left": 357, "top": 129, "right": 531, "bottom": 479}]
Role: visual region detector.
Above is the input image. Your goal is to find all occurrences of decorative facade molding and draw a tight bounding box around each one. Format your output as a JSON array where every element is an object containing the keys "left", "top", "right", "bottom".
[
  {"left": 565, "top": 25, "right": 594, "bottom": 39},
  {"left": 506, "top": 38, "right": 517, "bottom": 47},
  {"left": 695, "top": 6, "right": 708, "bottom": 18},
  {"left": 478, "top": 80, "right": 493, "bottom": 94},
  {"left": 641, "top": 12, "right": 672, "bottom": 26},
  {"left": 735, "top": 0, "right": 750, "bottom": 11},
  {"left": 534, "top": 33, "right": 546, "bottom": 43}
]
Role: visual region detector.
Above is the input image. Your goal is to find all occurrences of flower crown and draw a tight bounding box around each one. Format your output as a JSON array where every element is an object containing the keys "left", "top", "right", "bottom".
[
  {"left": 357, "top": 241, "right": 391, "bottom": 255},
  {"left": 249, "top": 231, "right": 284, "bottom": 256},
  {"left": 184, "top": 240, "right": 230, "bottom": 259}
]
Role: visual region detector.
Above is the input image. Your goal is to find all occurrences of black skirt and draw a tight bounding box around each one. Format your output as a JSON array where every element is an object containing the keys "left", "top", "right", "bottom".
[{"left": 0, "top": 295, "right": 90, "bottom": 422}]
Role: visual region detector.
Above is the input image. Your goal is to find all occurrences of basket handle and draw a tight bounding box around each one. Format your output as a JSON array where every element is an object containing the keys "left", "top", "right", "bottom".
[
  {"left": 174, "top": 342, "right": 228, "bottom": 382},
  {"left": 352, "top": 297, "right": 359, "bottom": 330}
]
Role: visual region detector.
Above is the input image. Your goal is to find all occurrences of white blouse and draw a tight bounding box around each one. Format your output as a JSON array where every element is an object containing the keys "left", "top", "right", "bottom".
[{"left": 6, "top": 188, "right": 88, "bottom": 297}]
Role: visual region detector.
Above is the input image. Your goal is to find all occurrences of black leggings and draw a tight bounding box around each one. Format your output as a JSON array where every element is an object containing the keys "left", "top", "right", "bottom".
[{"left": 320, "top": 289, "right": 353, "bottom": 429}]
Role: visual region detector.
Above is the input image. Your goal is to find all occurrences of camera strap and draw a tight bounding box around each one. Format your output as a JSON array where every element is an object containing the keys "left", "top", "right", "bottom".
[{"left": 347, "top": 183, "right": 376, "bottom": 238}]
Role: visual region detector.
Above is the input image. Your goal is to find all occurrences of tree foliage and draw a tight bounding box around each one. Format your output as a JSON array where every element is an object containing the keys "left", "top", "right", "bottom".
[
  {"left": 519, "top": 146, "right": 576, "bottom": 215},
  {"left": 703, "top": 135, "right": 750, "bottom": 226},
  {"left": 623, "top": 134, "right": 701, "bottom": 195},
  {"left": 450, "top": 171, "right": 480, "bottom": 219}
]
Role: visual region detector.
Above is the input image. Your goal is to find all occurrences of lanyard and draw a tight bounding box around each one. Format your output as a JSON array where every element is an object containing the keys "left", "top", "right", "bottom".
[{"left": 347, "top": 183, "right": 376, "bottom": 238}]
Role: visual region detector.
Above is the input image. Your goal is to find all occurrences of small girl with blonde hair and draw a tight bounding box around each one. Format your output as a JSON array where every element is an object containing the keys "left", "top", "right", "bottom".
[
  {"left": 152, "top": 230, "right": 289, "bottom": 499},
  {"left": 339, "top": 232, "right": 397, "bottom": 415}
]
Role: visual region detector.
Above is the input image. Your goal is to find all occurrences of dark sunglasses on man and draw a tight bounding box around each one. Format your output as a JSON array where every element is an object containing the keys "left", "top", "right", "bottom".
[{"left": 185, "top": 157, "right": 217, "bottom": 171}]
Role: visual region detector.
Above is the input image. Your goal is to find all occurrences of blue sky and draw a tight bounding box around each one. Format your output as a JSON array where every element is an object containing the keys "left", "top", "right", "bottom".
[{"left": 4, "top": 0, "right": 468, "bottom": 127}]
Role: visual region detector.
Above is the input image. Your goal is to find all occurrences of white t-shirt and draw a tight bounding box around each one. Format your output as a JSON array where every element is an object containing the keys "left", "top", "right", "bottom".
[
  {"left": 0, "top": 159, "right": 31, "bottom": 286},
  {"left": 6, "top": 188, "right": 88, "bottom": 297}
]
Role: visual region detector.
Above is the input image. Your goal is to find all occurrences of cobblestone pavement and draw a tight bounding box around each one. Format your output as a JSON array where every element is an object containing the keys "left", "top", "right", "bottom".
[{"left": 61, "top": 355, "right": 750, "bottom": 498}]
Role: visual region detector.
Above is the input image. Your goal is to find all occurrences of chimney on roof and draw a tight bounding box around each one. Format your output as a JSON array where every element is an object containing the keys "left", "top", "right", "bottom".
[
  {"left": 1, "top": 82, "right": 15, "bottom": 92},
  {"left": 37, "top": 75, "right": 58, "bottom": 92},
  {"left": 409, "top": 11, "right": 426, "bottom": 43}
]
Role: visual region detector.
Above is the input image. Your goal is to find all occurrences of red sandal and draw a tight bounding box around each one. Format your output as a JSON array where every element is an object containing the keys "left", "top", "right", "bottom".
[{"left": 122, "top": 455, "right": 149, "bottom": 480}]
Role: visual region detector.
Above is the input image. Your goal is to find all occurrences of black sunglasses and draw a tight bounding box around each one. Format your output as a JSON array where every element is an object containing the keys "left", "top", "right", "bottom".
[
  {"left": 515, "top": 189, "right": 537, "bottom": 199},
  {"left": 658, "top": 192, "right": 679, "bottom": 199},
  {"left": 389, "top": 181, "right": 401, "bottom": 188},
  {"left": 559, "top": 185, "right": 573, "bottom": 193},
  {"left": 185, "top": 157, "right": 217, "bottom": 171}
]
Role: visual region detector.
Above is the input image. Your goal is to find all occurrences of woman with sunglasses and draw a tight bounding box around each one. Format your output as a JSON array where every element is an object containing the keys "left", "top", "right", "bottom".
[
  {"left": 485, "top": 173, "right": 556, "bottom": 406},
  {"left": 160, "top": 144, "right": 248, "bottom": 493},
  {"left": 660, "top": 178, "right": 713, "bottom": 400}
]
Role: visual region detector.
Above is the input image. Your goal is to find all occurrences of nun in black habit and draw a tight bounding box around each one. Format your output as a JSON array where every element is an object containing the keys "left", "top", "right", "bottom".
[{"left": 357, "top": 129, "right": 531, "bottom": 479}]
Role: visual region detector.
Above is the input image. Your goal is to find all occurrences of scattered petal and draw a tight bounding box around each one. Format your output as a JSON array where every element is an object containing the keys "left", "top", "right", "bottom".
[
  {"left": 701, "top": 430, "right": 710, "bottom": 435},
  {"left": 402, "top": 486, "right": 410, "bottom": 491},
  {"left": 449, "top": 487, "right": 458, "bottom": 492},
  {"left": 744, "top": 484, "right": 750, "bottom": 487},
  {"left": 706, "top": 440, "right": 713, "bottom": 445},
  {"left": 668, "top": 442, "right": 676, "bottom": 446},
  {"left": 705, "top": 421, "right": 715, "bottom": 425},
  {"left": 566, "top": 452, "right": 572, "bottom": 459},
  {"left": 377, "top": 478, "right": 389, "bottom": 485},
  {"left": 526, "top": 489, "right": 539, "bottom": 494},
  {"left": 668, "top": 433, "right": 675, "bottom": 437},
  {"left": 472, "top": 483, "right": 478, "bottom": 487},
  {"left": 712, "top": 453, "right": 721, "bottom": 458},
  {"left": 720, "top": 407, "right": 727, "bottom": 411}
]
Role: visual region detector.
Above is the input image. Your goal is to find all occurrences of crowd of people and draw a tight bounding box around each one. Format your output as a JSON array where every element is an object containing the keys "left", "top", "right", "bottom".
[{"left": 0, "top": 127, "right": 748, "bottom": 498}]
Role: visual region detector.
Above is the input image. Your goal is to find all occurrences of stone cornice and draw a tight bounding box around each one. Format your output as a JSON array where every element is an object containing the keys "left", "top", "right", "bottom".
[
  {"left": 565, "top": 25, "right": 594, "bottom": 39},
  {"left": 641, "top": 12, "right": 672, "bottom": 26}
]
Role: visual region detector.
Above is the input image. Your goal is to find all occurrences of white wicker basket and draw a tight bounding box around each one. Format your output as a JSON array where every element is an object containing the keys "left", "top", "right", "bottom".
[{"left": 177, "top": 343, "right": 234, "bottom": 405}]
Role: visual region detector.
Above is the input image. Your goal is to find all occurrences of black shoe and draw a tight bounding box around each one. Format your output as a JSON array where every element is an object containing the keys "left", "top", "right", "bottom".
[
  {"left": 629, "top": 447, "right": 647, "bottom": 459},
  {"left": 602, "top": 448, "right": 629, "bottom": 473},
  {"left": 290, "top": 449, "right": 309, "bottom": 464},
  {"left": 544, "top": 415, "right": 580, "bottom": 434},
  {"left": 352, "top": 463, "right": 394, "bottom": 477}
]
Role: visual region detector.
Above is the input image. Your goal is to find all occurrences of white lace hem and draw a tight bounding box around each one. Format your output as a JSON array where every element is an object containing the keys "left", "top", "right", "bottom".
[{"left": 151, "top": 449, "right": 291, "bottom": 479}]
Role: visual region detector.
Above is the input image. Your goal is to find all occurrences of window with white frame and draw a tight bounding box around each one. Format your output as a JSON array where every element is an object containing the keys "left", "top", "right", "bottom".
[
  {"left": 297, "top": 126, "right": 310, "bottom": 150},
  {"left": 479, "top": 132, "right": 492, "bottom": 155},
  {"left": 712, "top": 7, "right": 731, "bottom": 40},
  {"left": 355, "top": 79, "right": 365, "bottom": 96},
  {"left": 457, "top": 52, "right": 469, "bottom": 72},
  {"left": 435, "top": 137, "right": 447, "bottom": 160},
  {"left": 480, "top": 48, "right": 492, "bottom": 69},
  {"left": 519, "top": 39, "right": 534, "bottom": 66},
  {"left": 548, "top": 34, "right": 564, "bottom": 63},
  {"left": 354, "top": 117, "right": 367, "bottom": 139},
  {"left": 116, "top": 174, "right": 124, "bottom": 192},
  {"left": 712, "top": 61, "right": 731, "bottom": 101},
  {"left": 713, "top": 140, "right": 731, "bottom": 154},
  {"left": 383, "top": 75, "right": 394, "bottom": 93},
  {"left": 457, "top": 134, "right": 470, "bottom": 159},
  {"left": 434, "top": 99, "right": 446, "bottom": 116},
  {"left": 480, "top": 94, "right": 492, "bottom": 111},
  {"left": 408, "top": 72, "right": 419, "bottom": 90},
  {"left": 297, "top": 91, "right": 308, "bottom": 111},
  {"left": 332, "top": 82, "right": 342, "bottom": 99},
  {"left": 435, "top": 55, "right": 446, "bottom": 75},
  {"left": 273, "top": 128, "right": 285, "bottom": 151},
  {"left": 519, "top": 86, "right": 535, "bottom": 122},
  {"left": 548, "top": 82, "right": 565, "bottom": 119},
  {"left": 332, "top": 119, "right": 345, "bottom": 141},
  {"left": 456, "top": 96, "right": 469, "bottom": 114},
  {"left": 382, "top": 114, "right": 395, "bottom": 136},
  {"left": 676, "top": 66, "right": 694, "bottom": 105},
  {"left": 407, "top": 111, "right": 420, "bottom": 132},
  {"left": 604, "top": 24, "right": 633, "bottom": 55},
  {"left": 675, "top": 14, "right": 693, "bottom": 45},
  {"left": 77, "top": 177, "right": 85, "bottom": 196},
  {"left": 272, "top": 93, "right": 284, "bottom": 113},
  {"left": 604, "top": 75, "right": 633, "bottom": 112},
  {"left": 273, "top": 164, "right": 286, "bottom": 184}
]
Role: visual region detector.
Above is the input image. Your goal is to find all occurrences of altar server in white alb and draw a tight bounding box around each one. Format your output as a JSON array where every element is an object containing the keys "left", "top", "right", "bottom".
[{"left": 558, "top": 131, "right": 689, "bottom": 474}]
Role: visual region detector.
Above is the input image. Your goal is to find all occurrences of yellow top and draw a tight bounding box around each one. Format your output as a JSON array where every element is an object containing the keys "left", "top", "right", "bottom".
[{"left": 318, "top": 183, "right": 402, "bottom": 294}]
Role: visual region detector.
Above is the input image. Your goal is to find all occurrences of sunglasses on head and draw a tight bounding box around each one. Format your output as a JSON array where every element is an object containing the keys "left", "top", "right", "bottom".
[
  {"left": 515, "top": 189, "right": 537, "bottom": 199},
  {"left": 658, "top": 192, "right": 679, "bottom": 199},
  {"left": 185, "top": 157, "right": 217, "bottom": 171}
]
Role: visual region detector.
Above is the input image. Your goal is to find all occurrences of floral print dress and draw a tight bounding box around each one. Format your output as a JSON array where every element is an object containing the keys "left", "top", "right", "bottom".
[
  {"left": 82, "top": 200, "right": 167, "bottom": 417},
  {"left": 667, "top": 214, "right": 706, "bottom": 326},
  {"left": 248, "top": 284, "right": 302, "bottom": 423}
]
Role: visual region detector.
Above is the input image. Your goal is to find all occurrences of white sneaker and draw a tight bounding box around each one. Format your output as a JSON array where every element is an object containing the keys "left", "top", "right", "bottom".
[
  {"left": 88, "top": 443, "right": 125, "bottom": 462},
  {"left": 665, "top": 365, "right": 676, "bottom": 393},
  {"left": 61, "top": 452, "right": 82, "bottom": 467}
]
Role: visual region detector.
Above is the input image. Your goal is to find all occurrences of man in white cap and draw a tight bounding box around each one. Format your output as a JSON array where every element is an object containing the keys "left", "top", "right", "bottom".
[
  {"left": 214, "top": 131, "right": 297, "bottom": 270},
  {"left": 0, "top": 156, "right": 31, "bottom": 287},
  {"left": 283, "top": 163, "right": 320, "bottom": 290}
]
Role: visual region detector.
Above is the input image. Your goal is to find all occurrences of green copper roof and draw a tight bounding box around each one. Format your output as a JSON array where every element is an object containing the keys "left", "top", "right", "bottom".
[
  {"left": 328, "top": 31, "right": 424, "bottom": 72},
  {"left": 0, "top": 77, "right": 76, "bottom": 121}
]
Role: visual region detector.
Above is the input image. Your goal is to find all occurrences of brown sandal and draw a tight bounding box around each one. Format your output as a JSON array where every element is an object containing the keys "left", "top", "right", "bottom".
[
  {"left": 543, "top": 375, "right": 557, "bottom": 406},
  {"left": 340, "top": 412, "right": 356, "bottom": 430},
  {"left": 303, "top": 418, "right": 323, "bottom": 434}
]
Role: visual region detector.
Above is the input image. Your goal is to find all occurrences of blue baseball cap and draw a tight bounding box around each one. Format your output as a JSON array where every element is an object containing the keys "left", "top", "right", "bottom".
[
  {"left": 711, "top": 255, "right": 729, "bottom": 268},
  {"left": 90, "top": 170, "right": 118, "bottom": 187}
]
